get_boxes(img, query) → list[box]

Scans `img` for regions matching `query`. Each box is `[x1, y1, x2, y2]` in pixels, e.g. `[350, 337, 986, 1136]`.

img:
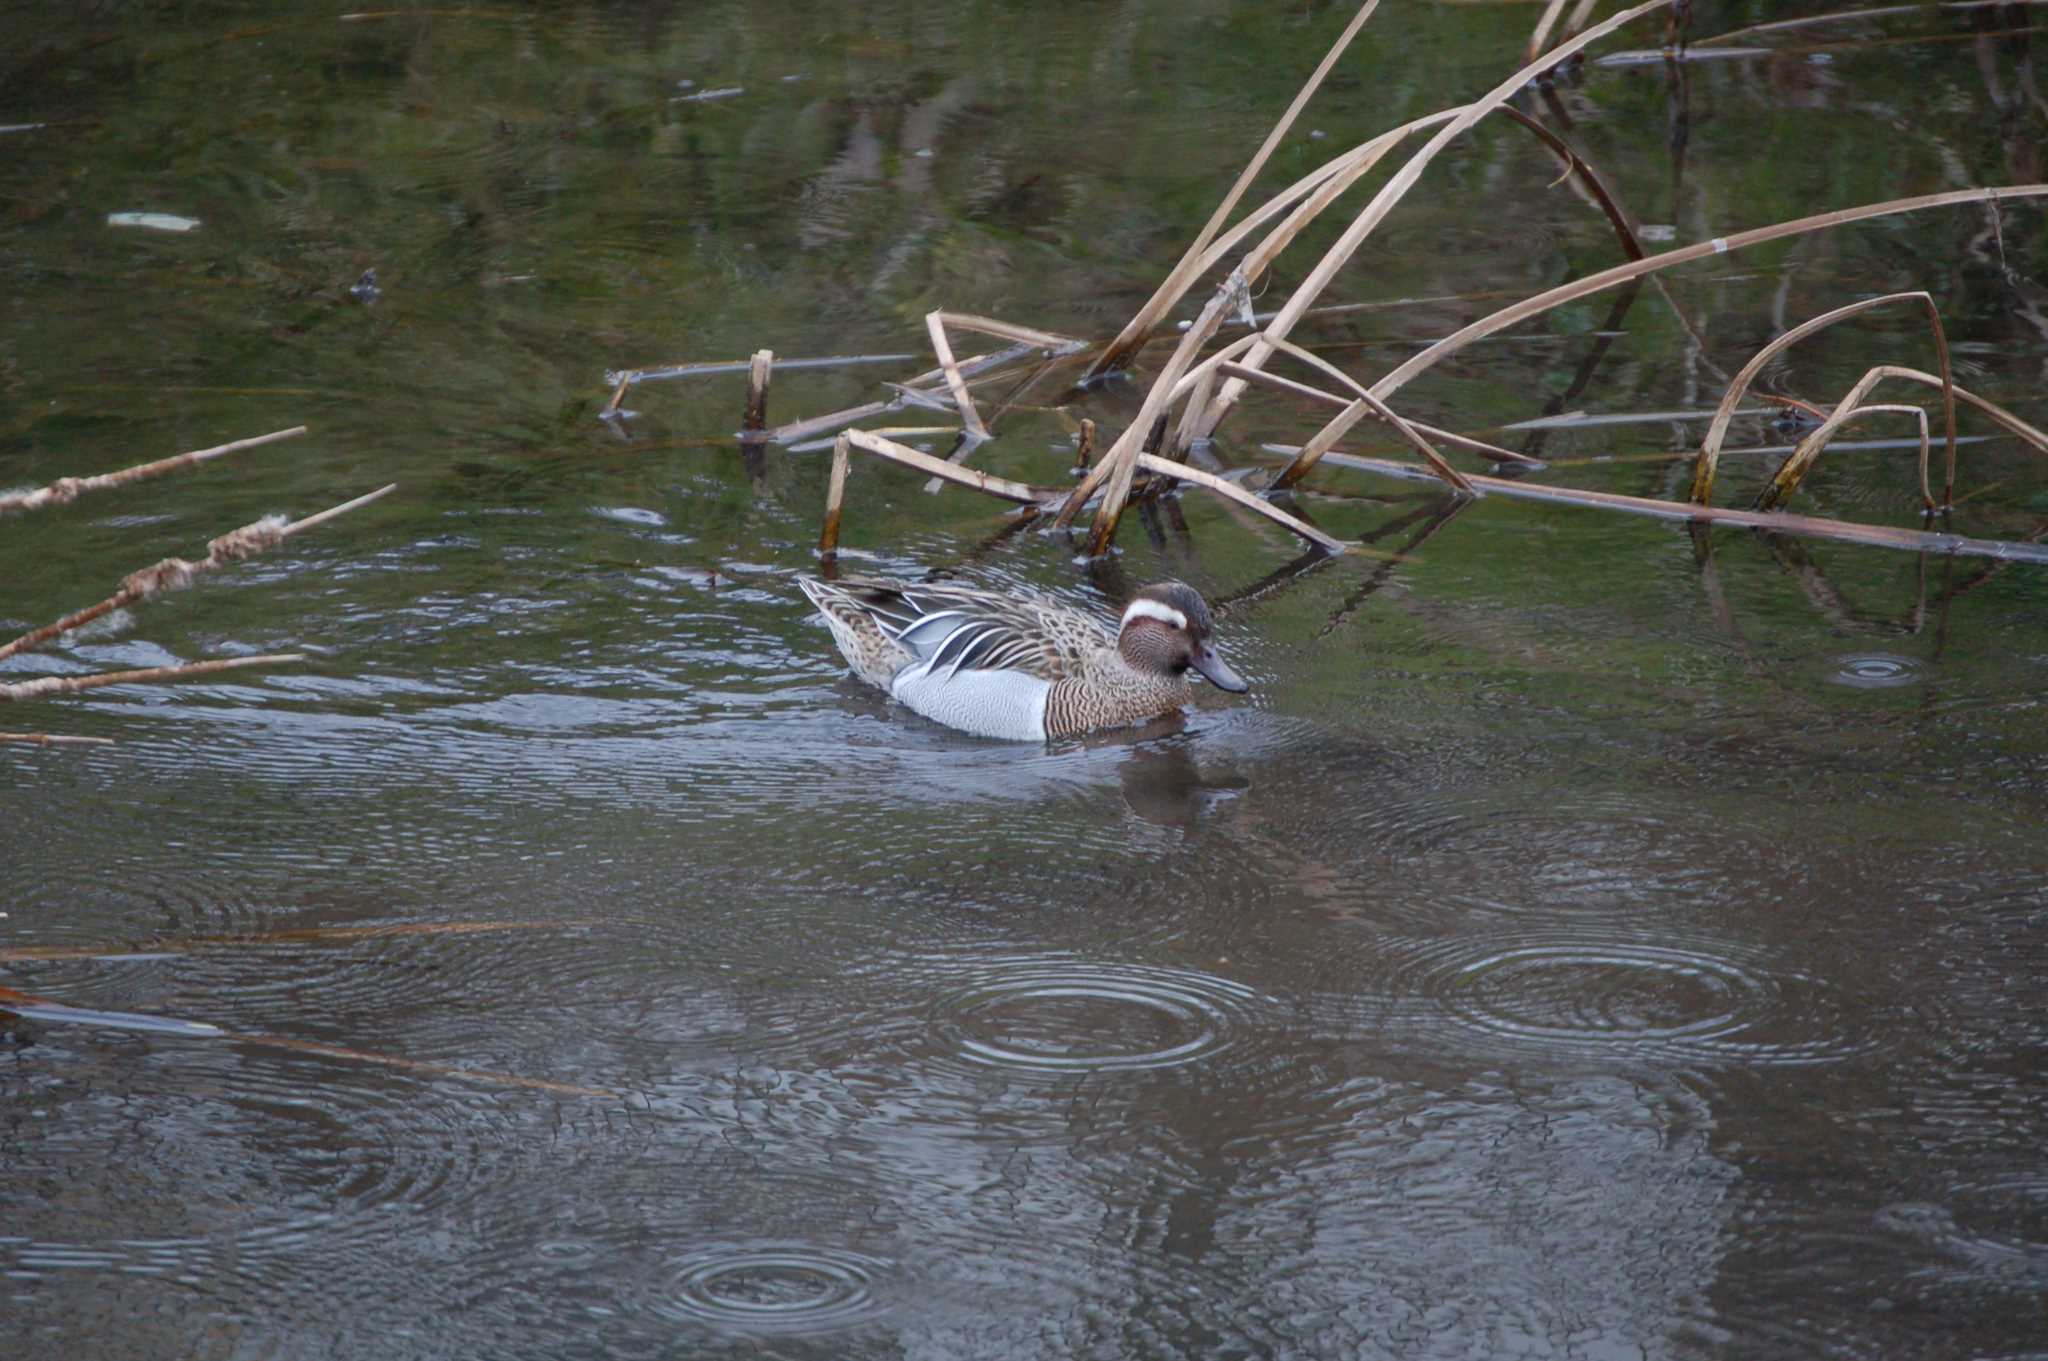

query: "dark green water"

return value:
[4, 3, 2048, 1357]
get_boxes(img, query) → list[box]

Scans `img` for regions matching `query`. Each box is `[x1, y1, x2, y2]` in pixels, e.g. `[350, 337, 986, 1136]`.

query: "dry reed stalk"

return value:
[1529, 0, 1573, 58]
[1065, 279, 1261, 550]
[1118, 97, 1643, 393]
[1268, 385, 1476, 495]
[1758, 380, 1936, 512]
[1368, 186, 2048, 409]
[0, 653, 305, 703]
[925, 312, 989, 439]
[0, 427, 307, 515]
[1685, 1, 2043, 48]
[1317, 453, 2048, 564]
[1207, 358, 1474, 489]
[841, 429, 1048, 504]
[1086, 0, 1383, 378]
[0, 732, 115, 746]
[1188, 0, 1678, 443]
[0, 483, 396, 664]
[767, 399, 895, 444]
[1254, 336, 1543, 465]
[929, 312, 1086, 353]
[822, 428, 1059, 554]
[1778, 403, 1934, 508]
[1689, 292, 1954, 504]
[742, 348, 773, 436]
[1132, 454, 1347, 554]
[1498, 106, 1644, 261]
[820, 434, 852, 555]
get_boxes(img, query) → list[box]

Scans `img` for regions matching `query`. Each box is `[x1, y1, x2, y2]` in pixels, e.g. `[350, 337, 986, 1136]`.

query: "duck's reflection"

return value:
[1050, 720, 1250, 829]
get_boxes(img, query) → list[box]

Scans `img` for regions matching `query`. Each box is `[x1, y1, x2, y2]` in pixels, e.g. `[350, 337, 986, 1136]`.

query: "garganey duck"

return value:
[798, 575, 1248, 741]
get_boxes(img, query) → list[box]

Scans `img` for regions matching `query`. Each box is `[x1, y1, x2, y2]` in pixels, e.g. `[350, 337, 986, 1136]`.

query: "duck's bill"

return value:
[1190, 645, 1249, 692]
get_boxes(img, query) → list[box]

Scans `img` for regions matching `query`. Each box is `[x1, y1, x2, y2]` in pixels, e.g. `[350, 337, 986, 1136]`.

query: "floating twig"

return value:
[0, 483, 395, 664]
[0, 653, 305, 703]
[0, 732, 115, 746]
[0, 427, 307, 515]
[0, 985, 615, 1099]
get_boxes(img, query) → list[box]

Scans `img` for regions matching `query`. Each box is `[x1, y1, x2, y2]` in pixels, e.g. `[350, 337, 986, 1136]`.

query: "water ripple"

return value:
[922, 954, 1272, 1081]
[1829, 652, 1924, 689]
[1369, 929, 1867, 1068]
[653, 1244, 887, 1333]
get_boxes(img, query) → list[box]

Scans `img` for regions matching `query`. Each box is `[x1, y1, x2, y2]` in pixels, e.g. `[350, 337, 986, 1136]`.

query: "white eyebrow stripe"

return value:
[1121, 598, 1188, 631]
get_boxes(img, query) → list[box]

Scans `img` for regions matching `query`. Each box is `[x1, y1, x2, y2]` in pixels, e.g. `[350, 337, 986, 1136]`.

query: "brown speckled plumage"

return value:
[797, 575, 1248, 741]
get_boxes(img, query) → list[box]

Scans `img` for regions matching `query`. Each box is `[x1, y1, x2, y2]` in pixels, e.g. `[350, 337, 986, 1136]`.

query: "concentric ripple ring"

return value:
[932, 957, 1262, 1075]
[657, 1245, 884, 1332]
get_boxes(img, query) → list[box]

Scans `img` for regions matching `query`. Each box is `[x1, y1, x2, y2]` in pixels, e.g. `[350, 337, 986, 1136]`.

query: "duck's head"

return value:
[1117, 582, 1249, 692]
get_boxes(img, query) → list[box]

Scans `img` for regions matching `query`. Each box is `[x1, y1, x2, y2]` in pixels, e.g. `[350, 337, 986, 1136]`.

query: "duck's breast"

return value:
[890, 663, 1050, 741]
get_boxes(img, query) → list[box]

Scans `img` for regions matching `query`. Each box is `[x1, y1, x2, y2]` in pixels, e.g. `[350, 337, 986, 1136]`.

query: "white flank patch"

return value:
[1121, 598, 1188, 631]
[892, 663, 1050, 741]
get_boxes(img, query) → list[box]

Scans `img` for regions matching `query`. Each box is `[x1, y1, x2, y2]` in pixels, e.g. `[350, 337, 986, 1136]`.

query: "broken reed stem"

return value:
[0, 653, 305, 703]
[841, 429, 1047, 504]
[0, 731, 115, 746]
[1268, 384, 1476, 495]
[1132, 454, 1347, 553]
[925, 312, 989, 439]
[1757, 375, 1933, 511]
[1690, 292, 1955, 505]
[1325, 455, 2048, 565]
[820, 433, 852, 555]
[1074, 419, 1097, 469]
[742, 349, 773, 437]
[0, 427, 308, 515]
[1766, 402, 1933, 510]
[1207, 360, 1472, 493]
[0, 483, 396, 664]
[1529, 0, 1573, 57]
[0, 985, 615, 1098]
[1064, 276, 1258, 548]
[1498, 106, 1644, 261]
[929, 312, 1086, 353]
[1253, 336, 1543, 465]
[822, 427, 1058, 552]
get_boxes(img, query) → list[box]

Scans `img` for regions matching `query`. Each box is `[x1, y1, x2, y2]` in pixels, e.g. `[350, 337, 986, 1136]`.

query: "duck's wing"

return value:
[833, 577, 1105, 682]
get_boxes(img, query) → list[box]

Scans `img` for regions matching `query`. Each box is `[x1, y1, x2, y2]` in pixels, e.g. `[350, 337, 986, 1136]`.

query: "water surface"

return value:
[4, 3, 2048, 1357]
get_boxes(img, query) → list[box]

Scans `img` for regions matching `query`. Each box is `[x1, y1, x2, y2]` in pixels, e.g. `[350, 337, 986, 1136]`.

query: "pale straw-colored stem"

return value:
[0, 483, 396, 663]
[1132, 455, 1346, 554]
[0, 653, 305, 703]
[0, 732, 116, 746]
[0, 427, 306, 515]
[1690, 292, 1953, 504]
